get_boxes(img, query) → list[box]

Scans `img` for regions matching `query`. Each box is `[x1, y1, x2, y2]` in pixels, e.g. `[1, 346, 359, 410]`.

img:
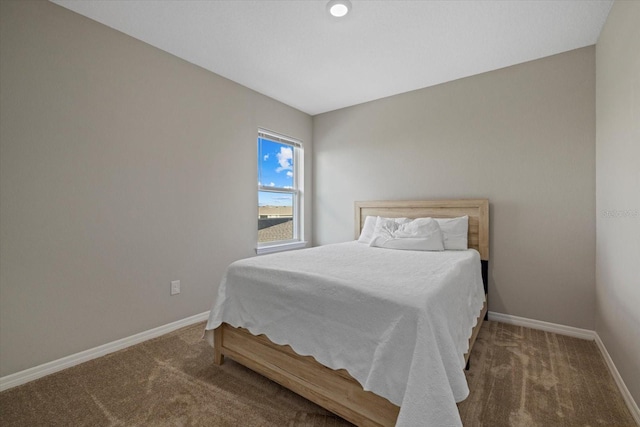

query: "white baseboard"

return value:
[488, 311, 596, 340]
[0, 311, 210, 392]
[489, 311, 640, 423]
[594, 333, 640, 425]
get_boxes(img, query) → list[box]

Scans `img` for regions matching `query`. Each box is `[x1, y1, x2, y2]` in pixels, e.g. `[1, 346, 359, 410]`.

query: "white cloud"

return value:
[286, 171, 293, 177]
[263, 154, 269, 161]
[269, 182, 275, 187]
[276, 147, 293, 173]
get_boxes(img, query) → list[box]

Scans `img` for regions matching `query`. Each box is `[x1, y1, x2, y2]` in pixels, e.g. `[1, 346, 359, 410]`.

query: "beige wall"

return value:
[595, 1, 640, 404]
[0, 0, 312, 377]
[313, 47, 596, 330]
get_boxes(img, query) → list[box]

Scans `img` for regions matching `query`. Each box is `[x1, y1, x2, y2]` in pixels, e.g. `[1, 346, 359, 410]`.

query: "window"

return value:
[257, 129, 305, 254]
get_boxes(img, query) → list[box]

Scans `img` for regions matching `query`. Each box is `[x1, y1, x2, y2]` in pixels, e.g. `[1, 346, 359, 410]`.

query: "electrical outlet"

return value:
[170, 280, 181, 296]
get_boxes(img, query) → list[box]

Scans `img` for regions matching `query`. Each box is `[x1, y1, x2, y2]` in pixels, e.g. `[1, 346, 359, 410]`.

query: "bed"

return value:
[205, 199, 489, 426]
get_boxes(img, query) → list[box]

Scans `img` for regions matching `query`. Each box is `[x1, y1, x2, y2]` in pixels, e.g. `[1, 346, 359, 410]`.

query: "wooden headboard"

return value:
[355, 199, 489, 261]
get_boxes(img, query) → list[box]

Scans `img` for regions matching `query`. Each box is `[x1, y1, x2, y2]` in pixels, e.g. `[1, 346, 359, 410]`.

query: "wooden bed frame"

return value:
[213, 199, 489, 426]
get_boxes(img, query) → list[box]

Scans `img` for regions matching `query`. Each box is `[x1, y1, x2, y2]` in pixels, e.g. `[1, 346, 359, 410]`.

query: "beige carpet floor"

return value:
[0, 321, 636, 426]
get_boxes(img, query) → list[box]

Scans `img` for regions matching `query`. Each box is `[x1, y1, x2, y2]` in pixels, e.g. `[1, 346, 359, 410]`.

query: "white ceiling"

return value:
[51, 0, 613, 116]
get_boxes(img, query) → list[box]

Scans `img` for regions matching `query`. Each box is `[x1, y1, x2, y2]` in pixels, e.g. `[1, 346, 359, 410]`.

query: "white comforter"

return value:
[205, 241, 485, 427]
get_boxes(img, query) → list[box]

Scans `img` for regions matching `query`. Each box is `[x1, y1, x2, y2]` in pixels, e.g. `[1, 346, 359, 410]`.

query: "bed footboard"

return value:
[213, 323, 400, 427]
[212, 297, 486, 427]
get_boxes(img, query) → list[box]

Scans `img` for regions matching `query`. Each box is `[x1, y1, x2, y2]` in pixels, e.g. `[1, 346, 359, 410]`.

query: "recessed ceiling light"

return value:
[327, 0, 352, 18]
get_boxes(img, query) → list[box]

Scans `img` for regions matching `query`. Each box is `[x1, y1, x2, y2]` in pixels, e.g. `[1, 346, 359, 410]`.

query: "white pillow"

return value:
[357, 216, 377, 243]
[357, 216, 411, 244]
[369, 217, 444, 251]
[435, 216, 469, 250]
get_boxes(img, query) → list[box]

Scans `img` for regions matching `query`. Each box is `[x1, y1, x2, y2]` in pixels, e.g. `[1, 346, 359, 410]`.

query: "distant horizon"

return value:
[258, 197, 293, 207]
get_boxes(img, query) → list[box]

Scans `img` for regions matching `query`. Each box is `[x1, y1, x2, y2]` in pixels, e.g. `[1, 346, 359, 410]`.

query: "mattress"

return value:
[205, 241, 485, 426]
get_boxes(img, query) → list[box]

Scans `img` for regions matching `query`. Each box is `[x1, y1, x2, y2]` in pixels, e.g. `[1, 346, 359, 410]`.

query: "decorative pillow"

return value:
[435, 216, 469, 250]
[369, 217, 444, 251]
[358, 216, 411, 243]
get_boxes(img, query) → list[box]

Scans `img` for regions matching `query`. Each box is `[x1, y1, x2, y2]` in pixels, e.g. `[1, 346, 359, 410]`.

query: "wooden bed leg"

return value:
[214, 348, 224, 365]
[213, 326, 224, 365]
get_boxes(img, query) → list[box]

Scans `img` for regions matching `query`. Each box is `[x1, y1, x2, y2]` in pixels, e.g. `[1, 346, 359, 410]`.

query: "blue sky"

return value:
[258, 137, 294, 207]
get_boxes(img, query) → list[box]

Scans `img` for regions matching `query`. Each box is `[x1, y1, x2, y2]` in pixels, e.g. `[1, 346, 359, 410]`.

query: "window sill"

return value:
[256, 241, 307, 255]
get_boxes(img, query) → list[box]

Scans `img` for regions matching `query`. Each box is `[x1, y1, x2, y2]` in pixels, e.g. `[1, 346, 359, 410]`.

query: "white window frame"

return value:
[256, 129, 305, 254]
